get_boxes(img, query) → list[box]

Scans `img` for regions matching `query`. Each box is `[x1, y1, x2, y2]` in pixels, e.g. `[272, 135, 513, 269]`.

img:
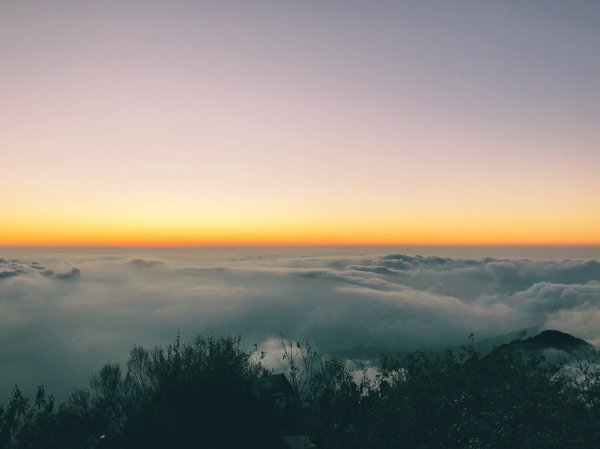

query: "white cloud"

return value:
[0, 251, 599, 399]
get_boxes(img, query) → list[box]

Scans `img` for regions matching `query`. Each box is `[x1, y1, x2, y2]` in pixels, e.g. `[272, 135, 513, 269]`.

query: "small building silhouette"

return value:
[248, 374, 315, 448]
[249, 373, 294, 401]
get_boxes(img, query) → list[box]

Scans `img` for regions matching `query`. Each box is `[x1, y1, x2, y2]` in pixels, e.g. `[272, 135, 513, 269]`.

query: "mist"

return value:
[1, 247, 599, 399]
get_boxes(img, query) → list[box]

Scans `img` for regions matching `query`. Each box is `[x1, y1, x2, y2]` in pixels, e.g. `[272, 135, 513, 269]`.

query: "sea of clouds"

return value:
[1, 249, 599, 399]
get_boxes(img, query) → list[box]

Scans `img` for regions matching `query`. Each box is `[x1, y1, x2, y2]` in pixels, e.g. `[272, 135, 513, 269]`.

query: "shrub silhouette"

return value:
[3, 333, 600, 449]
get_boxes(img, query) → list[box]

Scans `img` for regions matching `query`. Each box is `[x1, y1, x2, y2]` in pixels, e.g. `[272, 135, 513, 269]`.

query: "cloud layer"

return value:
[1, 249, 599, 399]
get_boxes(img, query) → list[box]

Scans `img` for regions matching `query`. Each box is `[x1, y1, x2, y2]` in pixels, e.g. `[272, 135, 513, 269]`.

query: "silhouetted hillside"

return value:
[495, 329, 594, 358]
[523, 329, 592, 349]
[3, 331, 600, 449]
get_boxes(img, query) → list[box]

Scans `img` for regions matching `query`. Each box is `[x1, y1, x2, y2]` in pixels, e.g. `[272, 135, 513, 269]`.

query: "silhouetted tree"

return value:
[4, 333, 600, 449]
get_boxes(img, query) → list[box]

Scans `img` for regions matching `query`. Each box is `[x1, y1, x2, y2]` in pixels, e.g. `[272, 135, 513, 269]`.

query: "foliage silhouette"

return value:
[2, 332, 600, 448]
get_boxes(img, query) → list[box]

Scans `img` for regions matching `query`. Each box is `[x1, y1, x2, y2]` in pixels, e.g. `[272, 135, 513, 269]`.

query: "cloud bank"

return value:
[0, 249, 599, 399]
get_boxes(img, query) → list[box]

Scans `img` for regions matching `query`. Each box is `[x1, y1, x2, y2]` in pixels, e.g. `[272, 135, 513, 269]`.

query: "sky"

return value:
[1, 246, 600, 398]
[1, 0, 599, 245]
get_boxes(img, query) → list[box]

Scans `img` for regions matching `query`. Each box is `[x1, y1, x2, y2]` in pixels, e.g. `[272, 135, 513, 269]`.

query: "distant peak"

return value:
[492, 329, 594, 357]
[524, 330, 593, 349]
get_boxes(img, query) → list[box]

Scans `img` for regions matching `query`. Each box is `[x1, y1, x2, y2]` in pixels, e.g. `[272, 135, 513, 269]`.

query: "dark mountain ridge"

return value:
[519, 329, 592, 350]
[493, 329, 595, 360]
[328, 329, 595, 363]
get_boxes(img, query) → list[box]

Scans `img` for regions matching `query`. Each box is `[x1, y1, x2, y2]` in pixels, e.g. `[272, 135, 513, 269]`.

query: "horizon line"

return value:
[2, 243, 600, 248]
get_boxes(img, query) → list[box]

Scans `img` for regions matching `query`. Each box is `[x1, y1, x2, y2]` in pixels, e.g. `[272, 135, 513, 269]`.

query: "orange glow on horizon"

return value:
[2, 219, 599, 247]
